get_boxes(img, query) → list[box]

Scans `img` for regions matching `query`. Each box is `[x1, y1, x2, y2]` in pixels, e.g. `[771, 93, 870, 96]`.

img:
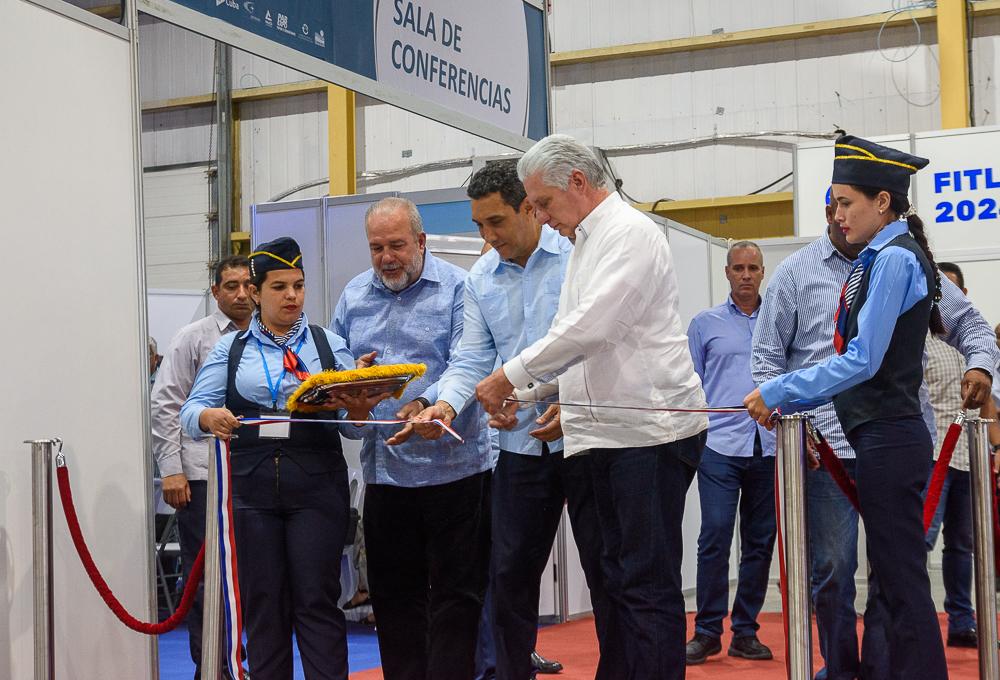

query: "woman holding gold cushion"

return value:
[181, 237, 388, 680]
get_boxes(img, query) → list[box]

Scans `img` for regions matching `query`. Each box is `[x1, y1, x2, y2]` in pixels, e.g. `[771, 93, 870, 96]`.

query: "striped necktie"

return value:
[833, 261, 866, 354]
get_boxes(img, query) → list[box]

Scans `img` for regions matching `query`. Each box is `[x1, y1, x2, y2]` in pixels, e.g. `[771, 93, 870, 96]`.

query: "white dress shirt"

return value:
[151, 309, 242, 480]
[504, 192, 708, 456]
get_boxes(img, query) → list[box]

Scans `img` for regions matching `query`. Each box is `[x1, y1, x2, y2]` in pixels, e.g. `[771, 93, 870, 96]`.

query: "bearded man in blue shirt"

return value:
[401, 161, 613, 680]
[333, 197, 493, 680]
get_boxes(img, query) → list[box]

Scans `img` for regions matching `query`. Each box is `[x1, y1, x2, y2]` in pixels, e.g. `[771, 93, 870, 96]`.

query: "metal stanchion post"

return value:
[966, 418, 998, 680]
[777, 415, 812, 680]
[554, 511, 570, 624]
[26, 439, 57, 680]
[201, 439, 223, 679]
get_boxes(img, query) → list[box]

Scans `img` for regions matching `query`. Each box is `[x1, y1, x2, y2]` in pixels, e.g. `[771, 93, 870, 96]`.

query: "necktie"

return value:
[833, 261, 866, 354]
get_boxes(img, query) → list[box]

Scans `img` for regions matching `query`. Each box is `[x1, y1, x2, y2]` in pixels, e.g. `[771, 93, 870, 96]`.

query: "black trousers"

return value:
[847, 416, 948, 680]
[364, 470, 491, 680]
[176, 481, 212, 679]
[232, 456, 350, 680]
[491, 449, 612, 680]
[590, 436, 702, 680]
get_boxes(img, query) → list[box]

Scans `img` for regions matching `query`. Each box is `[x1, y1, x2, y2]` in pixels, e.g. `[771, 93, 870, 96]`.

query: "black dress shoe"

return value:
[947, 629, 979, 648]
[728, 635, 773, 660]
[531, 650, 563, 674]
[686, 633, 722, 665]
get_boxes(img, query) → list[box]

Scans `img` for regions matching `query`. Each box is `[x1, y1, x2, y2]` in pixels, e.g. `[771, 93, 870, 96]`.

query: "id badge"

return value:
[258, 411, 291, 439]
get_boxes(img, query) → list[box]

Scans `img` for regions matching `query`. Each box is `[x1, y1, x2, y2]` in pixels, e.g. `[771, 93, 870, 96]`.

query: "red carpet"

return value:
[349, 612, 984, 679]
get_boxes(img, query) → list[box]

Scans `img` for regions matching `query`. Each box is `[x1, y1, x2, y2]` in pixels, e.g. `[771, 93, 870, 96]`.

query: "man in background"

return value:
[686, 241, 776, 665]
[151, 255, 252, 679]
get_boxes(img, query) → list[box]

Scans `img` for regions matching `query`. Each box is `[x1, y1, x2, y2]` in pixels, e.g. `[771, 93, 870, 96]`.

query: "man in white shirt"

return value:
[476, 134, 709, 680]
[150, 255, 252, 679]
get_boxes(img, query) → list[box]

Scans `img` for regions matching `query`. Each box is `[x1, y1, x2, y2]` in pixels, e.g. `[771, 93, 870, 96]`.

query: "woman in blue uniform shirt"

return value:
[744, 135, 949, 679]
[181, 237, 386, 680]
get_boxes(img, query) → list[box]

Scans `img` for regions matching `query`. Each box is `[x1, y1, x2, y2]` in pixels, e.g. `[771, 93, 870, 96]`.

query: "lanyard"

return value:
[257, 335, 306, 410]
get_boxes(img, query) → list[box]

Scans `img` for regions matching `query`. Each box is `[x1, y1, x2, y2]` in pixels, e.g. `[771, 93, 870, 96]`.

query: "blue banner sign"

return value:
[160, 0, 549, 143]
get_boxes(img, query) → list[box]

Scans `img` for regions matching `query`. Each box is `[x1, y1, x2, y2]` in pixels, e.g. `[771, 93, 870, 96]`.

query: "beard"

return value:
[379, 250, 424, 292]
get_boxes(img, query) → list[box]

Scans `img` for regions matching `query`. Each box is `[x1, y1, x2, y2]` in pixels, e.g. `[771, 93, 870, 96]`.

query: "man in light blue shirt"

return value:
[752, 199, 997, 680]
[686, 241, 777, 666]
[405, 162, 610, 680]
[332, 197, 492, 680]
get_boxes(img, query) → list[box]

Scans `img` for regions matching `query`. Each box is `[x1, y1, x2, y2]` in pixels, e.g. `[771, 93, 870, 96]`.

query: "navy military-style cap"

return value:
[832, 134, 929, 196]
[249, 237, 303, 280]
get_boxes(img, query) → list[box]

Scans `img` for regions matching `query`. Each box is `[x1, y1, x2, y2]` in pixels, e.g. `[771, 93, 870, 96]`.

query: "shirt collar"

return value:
[369, 250, 442, 292]
[819, 231, 855, 264]
[212, 308, 240, 332]
[493, 226, 564, 273]
[245, 312, 310, 347]
[864, 219, 908, 254]
[576, 192, 621, 240]
[727, 295, 760, 318]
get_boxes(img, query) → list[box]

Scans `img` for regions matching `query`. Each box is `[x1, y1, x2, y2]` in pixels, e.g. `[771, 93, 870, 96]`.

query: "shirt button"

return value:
[527, 382, 534, 388]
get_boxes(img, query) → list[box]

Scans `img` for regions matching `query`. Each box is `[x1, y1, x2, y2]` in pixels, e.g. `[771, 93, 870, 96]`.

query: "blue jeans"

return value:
[694, 447, 776, 638]
[806, 458, 860, 680]
[923, 467, 975, 634]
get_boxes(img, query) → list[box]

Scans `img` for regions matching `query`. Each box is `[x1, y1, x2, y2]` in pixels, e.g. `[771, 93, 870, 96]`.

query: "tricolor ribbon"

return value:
[239, 416, 465, 443]
[215, 438, 246, 680]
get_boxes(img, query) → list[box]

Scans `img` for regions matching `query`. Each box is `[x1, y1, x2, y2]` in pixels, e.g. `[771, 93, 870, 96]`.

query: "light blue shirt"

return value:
[437, 227, 572, 456]
[753, 230, 997, 458]
[688, 297, 776, 457]
[180, 314, 356, 438]
[333, 252, 492, 487]
[758, 221, 998, 417]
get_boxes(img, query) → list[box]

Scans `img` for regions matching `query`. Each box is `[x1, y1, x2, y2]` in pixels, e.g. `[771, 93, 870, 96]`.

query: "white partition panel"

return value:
[0, 2, 152, 678]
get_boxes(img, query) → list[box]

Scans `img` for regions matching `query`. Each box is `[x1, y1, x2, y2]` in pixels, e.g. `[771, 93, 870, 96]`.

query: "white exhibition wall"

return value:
[0, 2, 153, 678]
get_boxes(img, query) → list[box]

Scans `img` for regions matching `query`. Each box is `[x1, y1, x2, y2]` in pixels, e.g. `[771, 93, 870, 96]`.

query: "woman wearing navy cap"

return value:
[182, 237, 387, 680]
[744, 135, 948, 678]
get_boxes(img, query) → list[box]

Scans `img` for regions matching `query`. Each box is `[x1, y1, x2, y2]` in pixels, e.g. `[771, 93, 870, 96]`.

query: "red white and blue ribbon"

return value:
[238, 416, 465, 443]
[215, 438, 246, 680]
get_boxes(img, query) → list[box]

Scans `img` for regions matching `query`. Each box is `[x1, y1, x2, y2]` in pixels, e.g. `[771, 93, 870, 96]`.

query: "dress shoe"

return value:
[531, 650, 563, 674]
[947, 629, 979, 648]
[686, 633, 722, 665]
[728, 635, 773, 660]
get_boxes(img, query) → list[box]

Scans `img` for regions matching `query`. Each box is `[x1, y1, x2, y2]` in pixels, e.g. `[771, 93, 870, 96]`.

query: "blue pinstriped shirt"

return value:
[752, 229, 998, 458]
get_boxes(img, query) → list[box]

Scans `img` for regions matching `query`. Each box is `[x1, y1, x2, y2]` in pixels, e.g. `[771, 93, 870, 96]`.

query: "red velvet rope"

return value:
[56, 465, 206, 635]
[922, 421, 964, 532]
[807, 420, 962, 530]
[812, 431, 861, 513]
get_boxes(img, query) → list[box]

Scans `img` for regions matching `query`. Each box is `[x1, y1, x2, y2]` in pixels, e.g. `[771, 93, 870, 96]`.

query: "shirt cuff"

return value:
[156, 452, 184, 478]
[759, 378, 787, 411]
[965, 359, 994, 378]
[436, 387, 470, 417]
[503, 356, 537, 391]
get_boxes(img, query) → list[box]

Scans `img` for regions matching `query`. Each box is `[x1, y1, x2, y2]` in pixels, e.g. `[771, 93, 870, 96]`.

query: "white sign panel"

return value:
[913, 125, 1000, 250]
[375, 0, 531, 137]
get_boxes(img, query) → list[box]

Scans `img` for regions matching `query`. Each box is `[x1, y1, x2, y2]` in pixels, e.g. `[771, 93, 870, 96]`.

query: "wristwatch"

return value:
[414, 396, 431, 409]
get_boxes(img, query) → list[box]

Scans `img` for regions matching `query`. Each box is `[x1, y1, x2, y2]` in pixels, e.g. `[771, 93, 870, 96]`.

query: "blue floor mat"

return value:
[158, 622, 381, 679]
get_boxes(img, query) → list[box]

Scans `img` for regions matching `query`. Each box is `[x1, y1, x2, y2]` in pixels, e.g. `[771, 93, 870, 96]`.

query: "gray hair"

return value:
[516, 134, 608, 190]
[726, 240, 764, 265]
[365, 196, 424, 239]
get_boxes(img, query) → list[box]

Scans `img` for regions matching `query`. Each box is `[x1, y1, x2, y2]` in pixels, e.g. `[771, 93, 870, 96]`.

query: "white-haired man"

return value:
[475, 134, 709, 679]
